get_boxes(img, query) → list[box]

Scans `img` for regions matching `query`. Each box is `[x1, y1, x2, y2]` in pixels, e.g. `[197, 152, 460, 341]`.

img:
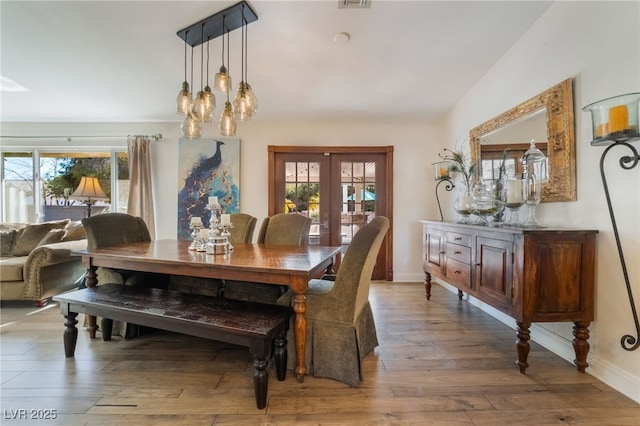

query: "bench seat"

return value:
[53, 284, 291, 409]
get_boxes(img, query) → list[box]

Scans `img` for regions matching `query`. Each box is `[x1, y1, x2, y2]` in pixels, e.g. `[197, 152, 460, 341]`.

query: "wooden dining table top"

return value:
[73, 239, 342, 287]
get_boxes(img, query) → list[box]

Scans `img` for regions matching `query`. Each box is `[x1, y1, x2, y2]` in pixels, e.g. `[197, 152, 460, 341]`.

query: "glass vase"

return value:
[454, 186, 473, 224]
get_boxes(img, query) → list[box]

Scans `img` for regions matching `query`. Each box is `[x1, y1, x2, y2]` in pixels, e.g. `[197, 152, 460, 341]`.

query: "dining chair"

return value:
[277, 216, 389, 387]
[82, 212, 169, 337]
[222, 213, 312, 303]
[228, 213, 257, 244]
[167, 213, 257, 296]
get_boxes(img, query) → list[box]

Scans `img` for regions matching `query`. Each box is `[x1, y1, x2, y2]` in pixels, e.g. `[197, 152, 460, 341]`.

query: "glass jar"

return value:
[454, 186, 473, 224]
[471, 180, 504, 226]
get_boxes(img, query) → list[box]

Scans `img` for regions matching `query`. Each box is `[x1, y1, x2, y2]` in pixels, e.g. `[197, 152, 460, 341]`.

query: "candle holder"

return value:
[188, 223, 202, 251]
[501, 175, 525, 226]
[584, 93, 640, 351]
[432, 161, 455, 222]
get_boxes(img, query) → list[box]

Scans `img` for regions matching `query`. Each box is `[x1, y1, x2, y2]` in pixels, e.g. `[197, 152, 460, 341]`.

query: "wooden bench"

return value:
[53, 284, 292, 409]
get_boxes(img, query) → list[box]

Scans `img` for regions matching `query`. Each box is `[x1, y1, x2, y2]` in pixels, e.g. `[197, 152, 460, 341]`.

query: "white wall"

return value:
[442, 1, 640, 402]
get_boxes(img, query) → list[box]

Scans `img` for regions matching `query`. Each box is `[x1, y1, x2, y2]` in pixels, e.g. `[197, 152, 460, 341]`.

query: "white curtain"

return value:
[127, 136, 155, 239]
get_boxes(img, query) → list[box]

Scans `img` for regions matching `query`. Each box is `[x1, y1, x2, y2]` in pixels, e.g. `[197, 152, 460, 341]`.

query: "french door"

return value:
[268, 146, 393, 281]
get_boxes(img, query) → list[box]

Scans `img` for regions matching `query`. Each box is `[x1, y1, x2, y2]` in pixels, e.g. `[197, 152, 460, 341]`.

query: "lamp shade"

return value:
[70, 177, 108, 202]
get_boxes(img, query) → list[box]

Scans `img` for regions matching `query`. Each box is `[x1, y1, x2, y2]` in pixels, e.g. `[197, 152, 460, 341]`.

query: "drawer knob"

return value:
[454, 270, 461, 274]
[454, 237, 462, 241]
[454, 251, 461, 255]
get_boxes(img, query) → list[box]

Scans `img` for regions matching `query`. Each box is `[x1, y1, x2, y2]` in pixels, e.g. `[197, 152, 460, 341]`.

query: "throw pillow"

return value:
[36, 229, 67, 247]
[11, 219, 70, 256]
[63, 221, 86, 241]
[0, 229, 18, 256]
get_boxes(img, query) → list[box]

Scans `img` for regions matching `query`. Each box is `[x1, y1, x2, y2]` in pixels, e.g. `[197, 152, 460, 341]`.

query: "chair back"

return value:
[257, 213, 311, 246]
[332, 216, 389, 323]
[228, 213, 257, 244]
[82, 213, 151, 249]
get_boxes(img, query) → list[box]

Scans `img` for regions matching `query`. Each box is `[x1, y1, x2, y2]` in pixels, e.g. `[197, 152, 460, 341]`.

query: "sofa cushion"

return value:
[0, 257, 25, 281]
[1, 229, 18, 256]
[37, 229, 67, 247]
[11, 219, 70, 256]
[63, 221, 86, 241]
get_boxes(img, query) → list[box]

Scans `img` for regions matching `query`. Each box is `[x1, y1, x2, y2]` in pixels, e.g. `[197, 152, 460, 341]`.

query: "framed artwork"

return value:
[177, 138, 240, 239]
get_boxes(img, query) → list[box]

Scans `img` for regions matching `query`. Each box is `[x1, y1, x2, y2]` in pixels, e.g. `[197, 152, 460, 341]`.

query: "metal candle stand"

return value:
[204, 202, 234, 255]
[584, 92, 640, 351]
[597, 140, 639, 351]
[435, 178, 455, 222]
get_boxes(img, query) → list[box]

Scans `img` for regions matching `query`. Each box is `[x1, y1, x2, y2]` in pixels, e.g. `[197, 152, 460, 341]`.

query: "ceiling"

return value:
[0, 1, 553, 124]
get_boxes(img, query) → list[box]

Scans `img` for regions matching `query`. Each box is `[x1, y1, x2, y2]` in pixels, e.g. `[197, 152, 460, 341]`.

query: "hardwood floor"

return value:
[1, 282, 638, 425]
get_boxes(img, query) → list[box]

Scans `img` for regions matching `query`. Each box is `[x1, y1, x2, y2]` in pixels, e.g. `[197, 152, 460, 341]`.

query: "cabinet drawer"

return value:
[447, 231, 471, 247]
[446, 243, 471, 264]
[445, 258, 471, 287]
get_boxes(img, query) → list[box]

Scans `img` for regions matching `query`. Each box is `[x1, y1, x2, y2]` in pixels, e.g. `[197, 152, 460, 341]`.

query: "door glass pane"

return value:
[341, 161, 376, 246]
[2, 152, 35, 222]
[284, 161, 320, 244]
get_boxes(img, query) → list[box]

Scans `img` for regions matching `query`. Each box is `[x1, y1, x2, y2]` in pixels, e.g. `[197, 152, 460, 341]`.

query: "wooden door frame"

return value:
[268, 145, 394, 281]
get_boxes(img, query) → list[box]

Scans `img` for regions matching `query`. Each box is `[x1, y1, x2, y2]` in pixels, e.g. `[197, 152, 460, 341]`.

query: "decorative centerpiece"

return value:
[204, 196, 234, 255]
[188, 217, 204, 250]
[439, 148, 476, 223]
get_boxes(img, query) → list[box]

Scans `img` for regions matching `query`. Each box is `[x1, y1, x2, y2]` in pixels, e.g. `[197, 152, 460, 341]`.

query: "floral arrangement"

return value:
[439, 148, 476, 188]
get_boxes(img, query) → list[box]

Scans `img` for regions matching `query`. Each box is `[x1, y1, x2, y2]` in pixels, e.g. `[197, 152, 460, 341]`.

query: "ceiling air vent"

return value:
[338, 0, 370, 9]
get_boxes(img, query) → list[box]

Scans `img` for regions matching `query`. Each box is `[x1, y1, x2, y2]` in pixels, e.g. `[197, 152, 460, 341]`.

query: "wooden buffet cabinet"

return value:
[421, 220, 597, 374]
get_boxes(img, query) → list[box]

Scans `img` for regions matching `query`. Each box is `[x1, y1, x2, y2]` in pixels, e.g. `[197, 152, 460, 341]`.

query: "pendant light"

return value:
[219, 24, 236, 136]
[214, 16, 232, 92]
[181, 45, 202, 139]
[234, 3, 257, 120]
[192, 25, 215, 122]
[176, 30, 192, 116]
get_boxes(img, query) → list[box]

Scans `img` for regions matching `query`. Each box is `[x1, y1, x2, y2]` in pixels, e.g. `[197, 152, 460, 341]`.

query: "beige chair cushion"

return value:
[11, 220, 70, 256]
[1, 229, 19, 256]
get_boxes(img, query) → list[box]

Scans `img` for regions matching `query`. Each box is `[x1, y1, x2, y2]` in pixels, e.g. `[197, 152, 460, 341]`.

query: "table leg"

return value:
[516, 320, 531, 374]
[63, 311, 78, 358]
[292, 291, 307, 382]
[573, 321, 591, 373]
[84, 265, 98, 338]
[424, 271, 432, 300]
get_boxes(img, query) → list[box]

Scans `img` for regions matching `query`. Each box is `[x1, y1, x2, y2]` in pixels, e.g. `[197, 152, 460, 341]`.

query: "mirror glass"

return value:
[470, 79, 576, 202]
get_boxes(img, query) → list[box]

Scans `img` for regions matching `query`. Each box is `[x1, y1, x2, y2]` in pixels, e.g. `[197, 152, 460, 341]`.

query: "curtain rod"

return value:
[0, 133, 163, 141]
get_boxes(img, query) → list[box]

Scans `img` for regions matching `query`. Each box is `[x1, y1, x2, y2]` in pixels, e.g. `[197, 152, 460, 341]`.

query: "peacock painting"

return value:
[177, 138, 240, 239]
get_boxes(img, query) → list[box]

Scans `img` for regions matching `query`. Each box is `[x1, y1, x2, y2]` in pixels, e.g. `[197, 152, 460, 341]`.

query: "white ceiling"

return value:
[0, 0, 553, 124]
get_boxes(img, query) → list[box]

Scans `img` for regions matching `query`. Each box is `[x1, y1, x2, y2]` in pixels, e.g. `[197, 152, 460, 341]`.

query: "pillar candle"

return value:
[506, 180, 523, 204]
[209, 196, 218, 206]
[221, 213, 231, 226]
[190, 217, 202, 227]
[199, 228, 209, 240]
[608, 105, 629, 133]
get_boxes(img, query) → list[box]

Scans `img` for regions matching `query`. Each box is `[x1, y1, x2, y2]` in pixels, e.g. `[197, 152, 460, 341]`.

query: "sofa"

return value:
[0, 219, 88, 306]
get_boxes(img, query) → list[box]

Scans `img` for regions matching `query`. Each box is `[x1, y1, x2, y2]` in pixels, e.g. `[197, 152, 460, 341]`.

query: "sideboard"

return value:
[421, 220, 597, 374]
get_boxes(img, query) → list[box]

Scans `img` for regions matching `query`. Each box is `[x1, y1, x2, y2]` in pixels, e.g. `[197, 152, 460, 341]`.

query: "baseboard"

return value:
[392, 272, 425, 282]
[435, 280, 640, 404]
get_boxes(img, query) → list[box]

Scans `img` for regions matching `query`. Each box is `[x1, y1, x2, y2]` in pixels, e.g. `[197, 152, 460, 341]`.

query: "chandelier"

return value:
[176, 1, 258, 138]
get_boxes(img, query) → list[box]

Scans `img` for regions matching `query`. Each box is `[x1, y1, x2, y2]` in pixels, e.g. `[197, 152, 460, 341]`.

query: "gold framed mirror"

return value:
[470, 78, 576, 202]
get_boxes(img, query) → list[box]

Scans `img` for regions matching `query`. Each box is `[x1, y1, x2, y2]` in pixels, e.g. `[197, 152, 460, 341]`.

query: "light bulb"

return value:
[219, 102, 236, 136]
[176, 81, 192, 116]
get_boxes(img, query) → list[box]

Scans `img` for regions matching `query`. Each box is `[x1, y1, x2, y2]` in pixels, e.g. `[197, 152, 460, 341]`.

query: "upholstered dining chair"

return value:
[277, 215, 389, 387]
[168, 213, 257, 297]
[228, 213, 258, 244]
[222, 213, 312, 303]
[82, 212, 169, 337]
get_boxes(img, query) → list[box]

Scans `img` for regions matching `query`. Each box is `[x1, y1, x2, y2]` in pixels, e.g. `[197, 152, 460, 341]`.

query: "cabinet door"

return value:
[424, 227, 445, 274]
[475, 236, 513, 311]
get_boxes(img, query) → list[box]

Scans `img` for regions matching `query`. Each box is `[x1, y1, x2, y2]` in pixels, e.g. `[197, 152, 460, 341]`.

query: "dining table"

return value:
[73, 239, 342, 382]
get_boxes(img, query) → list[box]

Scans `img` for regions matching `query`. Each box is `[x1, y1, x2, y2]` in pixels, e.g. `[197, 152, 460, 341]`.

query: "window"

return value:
[1, 150, 128, 223]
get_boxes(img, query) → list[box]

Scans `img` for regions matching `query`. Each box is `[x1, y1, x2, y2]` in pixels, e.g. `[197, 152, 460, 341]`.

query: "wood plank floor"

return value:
[1, 282, 638, 425]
